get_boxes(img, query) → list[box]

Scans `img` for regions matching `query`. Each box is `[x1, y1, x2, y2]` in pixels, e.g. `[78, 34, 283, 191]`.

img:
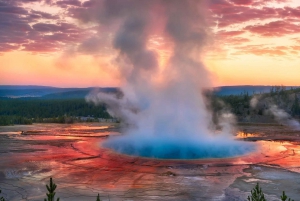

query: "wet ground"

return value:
[0, 123, 300, 201]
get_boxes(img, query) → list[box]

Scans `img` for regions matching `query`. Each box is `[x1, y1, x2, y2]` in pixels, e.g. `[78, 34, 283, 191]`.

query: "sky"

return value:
[1, 0, 300, 87]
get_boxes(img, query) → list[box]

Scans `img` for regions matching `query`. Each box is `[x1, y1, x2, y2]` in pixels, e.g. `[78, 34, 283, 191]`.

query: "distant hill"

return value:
[214, 85, 297, 96]
[0, 85, 118, 99]
[0, 85, 57, 90]
[42, 88, 118, 99]
[1, 85, 299, 99]
[0, 85, 74, 98]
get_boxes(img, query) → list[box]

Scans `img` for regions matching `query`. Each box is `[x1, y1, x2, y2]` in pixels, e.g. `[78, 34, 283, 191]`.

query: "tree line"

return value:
[0, 98, 110, 126]
[212, 86, 300, 118]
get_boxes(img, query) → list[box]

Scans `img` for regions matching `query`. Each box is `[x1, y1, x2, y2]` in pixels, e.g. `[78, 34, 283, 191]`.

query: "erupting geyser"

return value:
[86, 0, 255, 159]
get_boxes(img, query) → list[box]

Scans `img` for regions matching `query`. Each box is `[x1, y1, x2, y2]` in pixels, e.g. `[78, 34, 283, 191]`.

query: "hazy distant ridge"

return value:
[1, 85, 299, 99]
[0, 85, 118, 99]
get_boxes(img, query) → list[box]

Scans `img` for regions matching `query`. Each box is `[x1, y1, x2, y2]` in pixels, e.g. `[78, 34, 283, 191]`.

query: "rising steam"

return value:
[269, 105, 300, 130]
[250, 95, 300, 130]
[85, 0, 254, 159]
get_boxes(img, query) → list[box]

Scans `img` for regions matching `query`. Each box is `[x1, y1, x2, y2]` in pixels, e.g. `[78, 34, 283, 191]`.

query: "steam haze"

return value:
[86, 0, 254, 159]
[250, 95, 300, 131]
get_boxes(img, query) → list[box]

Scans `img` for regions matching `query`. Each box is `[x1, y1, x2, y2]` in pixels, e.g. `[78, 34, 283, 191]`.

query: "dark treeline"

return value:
[212, 86, 300, 119]
[0, 98, 110, 126]
[1, 86, 300, 126]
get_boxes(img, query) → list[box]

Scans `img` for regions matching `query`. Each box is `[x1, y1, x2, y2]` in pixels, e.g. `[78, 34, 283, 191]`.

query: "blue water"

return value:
[103, 135, 256, 159]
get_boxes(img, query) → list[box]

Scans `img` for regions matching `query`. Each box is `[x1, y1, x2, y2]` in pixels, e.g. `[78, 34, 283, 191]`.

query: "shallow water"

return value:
[0, 123, 300, 200]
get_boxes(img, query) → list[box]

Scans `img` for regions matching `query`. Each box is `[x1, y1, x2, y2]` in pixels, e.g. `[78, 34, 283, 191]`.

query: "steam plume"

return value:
[250, 96, 300, 130]
[268, 105, 300, 130]
[86, 0, 254, 159]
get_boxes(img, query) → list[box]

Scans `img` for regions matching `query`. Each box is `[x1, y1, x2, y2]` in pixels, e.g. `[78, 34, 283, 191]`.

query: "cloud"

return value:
[56, 0, 81, 7]
[0, 0, 88, 53]
[206, 1, 300, 58]
[213, 30, 251, 48]
[22, 41, 59, 52]
[29, 10, 59, 20]
[216, 30, 245, 37]
[32, 23, 79, 33]
[244, 20, 300, 37]
[229, 0, 253, 5]
[0, 0, 299, 57]
[0, 5, 28, 15]
[211, 6, 280, 28]
[209, 1, 300, 28]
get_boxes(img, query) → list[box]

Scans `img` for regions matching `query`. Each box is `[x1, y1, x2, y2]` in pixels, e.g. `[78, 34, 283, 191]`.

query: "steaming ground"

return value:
[103, 134, 255, 159]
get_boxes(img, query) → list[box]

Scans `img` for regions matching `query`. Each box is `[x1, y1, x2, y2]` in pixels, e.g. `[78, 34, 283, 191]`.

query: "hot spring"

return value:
[103, 135, 256, 159]
[85, 0, 256, 160]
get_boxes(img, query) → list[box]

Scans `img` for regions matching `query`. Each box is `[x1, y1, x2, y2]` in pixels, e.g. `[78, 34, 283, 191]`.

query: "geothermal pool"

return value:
[103, 134, 256, 160]
[0, 123, 300, 200]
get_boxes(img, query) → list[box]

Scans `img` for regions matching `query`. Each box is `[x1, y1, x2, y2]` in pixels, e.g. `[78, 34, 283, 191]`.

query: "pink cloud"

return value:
[0, 0, 299, 56]
[229, 0, 253, 5]
[216, 30, 245, 37]
[245, 20, 300, 36]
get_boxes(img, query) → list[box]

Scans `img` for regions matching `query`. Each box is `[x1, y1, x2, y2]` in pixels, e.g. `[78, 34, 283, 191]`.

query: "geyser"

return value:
[85, 0, 255, 159]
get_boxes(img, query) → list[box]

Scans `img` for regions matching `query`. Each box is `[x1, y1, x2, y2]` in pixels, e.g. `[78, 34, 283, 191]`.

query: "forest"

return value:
[212, 86, 300, 122]
[0, 98, 110, 126]
[1, 86, 300, 126]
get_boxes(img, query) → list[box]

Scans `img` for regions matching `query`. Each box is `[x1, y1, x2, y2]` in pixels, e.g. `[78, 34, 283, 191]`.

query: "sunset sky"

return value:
[1, 0, 300, 87]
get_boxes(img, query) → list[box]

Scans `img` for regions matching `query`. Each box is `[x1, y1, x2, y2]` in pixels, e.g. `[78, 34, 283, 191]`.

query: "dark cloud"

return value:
[56, 0, 81, 8]
[81, 0, 97, 7]
[0, 2, 31, 51]
[29, 10, 59, 20]
[0, 0, 87, 52]
[278, 6, 300, 18]
[32, 23, 79, 33]
[0, 0, 299, 55]
[209, 1, 300, 27]
[229, 0, 253, 5]
[0, 5, 28, 14]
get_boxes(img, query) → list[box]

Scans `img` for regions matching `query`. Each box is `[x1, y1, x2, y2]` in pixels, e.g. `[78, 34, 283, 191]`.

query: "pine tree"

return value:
[247, 183, 266, 201]
[44, 177, 60, 201]
[291, 94, 299, 116]
[0, 189, 5, 201]
[96, 193, 101, 201]
[281, 191, 294, 201]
